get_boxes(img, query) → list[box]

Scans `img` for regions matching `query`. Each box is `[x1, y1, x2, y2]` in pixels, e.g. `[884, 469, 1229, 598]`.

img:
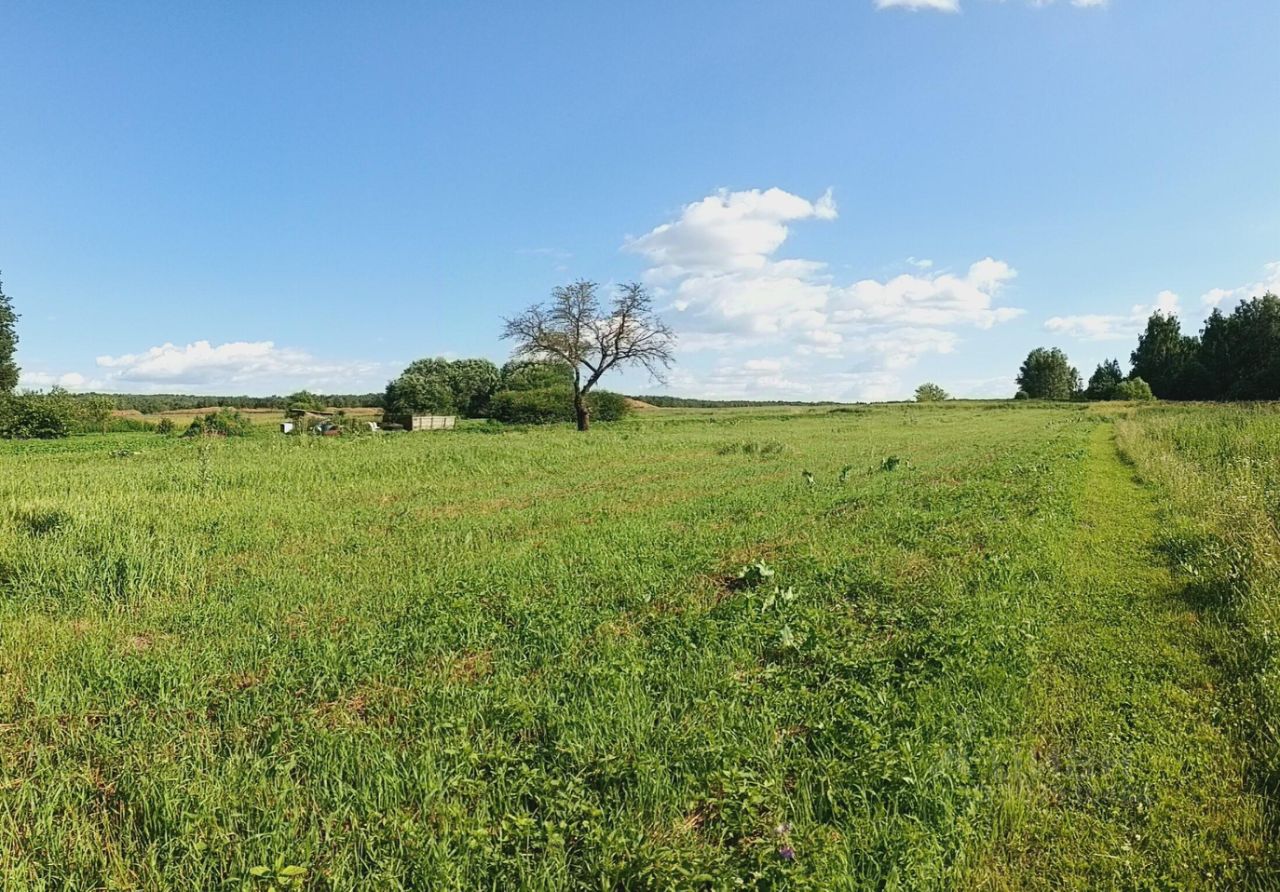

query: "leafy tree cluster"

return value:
[1083, 359, 1154, 402]
[1017, 348, 1154, 403]
[1129, 294, 1280, 400]
[184, 409, 253, 438]
[0, 388, 74, 439]
[383, 358, 503, 418]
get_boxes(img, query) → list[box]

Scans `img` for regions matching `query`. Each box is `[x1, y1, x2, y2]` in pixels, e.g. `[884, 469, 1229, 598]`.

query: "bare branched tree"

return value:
[502, 280, 675, 431]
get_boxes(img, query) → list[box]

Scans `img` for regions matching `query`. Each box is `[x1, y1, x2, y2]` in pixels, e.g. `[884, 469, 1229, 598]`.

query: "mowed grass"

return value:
[0, 404, 1269, 888]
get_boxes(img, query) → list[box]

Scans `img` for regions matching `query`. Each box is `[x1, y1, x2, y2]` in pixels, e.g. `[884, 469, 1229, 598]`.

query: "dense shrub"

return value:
[586, 390, 629, 422]
[98, 416, 157, 433]
[0, 390, 74, 439]
[1115, 377, 1155, 401]
[1014, 390, 1030, 401]
[185, 409, 252, 438]
[489, 387, 629, 425]
[156, 418, 176, 435]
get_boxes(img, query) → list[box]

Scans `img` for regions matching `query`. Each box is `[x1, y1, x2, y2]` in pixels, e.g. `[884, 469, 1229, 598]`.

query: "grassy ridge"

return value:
[0, 404, 1268, 888]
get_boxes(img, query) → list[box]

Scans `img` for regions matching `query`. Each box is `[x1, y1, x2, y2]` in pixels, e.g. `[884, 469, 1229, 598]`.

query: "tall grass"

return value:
[1116, 404, 1280, 839]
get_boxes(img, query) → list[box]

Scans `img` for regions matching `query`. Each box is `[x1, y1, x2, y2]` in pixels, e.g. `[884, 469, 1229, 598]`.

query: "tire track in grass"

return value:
[976, 423, 1267, 889]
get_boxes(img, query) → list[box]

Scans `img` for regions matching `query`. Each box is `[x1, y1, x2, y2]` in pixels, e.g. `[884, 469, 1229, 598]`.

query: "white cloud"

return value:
[1200, 261, 1280, 310]
[1045, 290, 1180, 341]
[627, 187, 836, 283]
[831, 259, 1022, 330]
[18, 371, 92, 391]
[950, 374, 1020, 399]
[628, 186, 1022, 402]
[876, 0, 959, 10]
[89, 340, 385, 391]
[669, 362, 906, 403]
[875, 0, 1103, 9]
[628, 188, 1021, 349]
[12, 340, 394, 394]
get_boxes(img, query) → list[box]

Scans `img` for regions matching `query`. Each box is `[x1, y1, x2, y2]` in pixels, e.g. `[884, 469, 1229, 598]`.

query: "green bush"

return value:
[156, 418, 176, 435]
[1115, 377, 1156, 401]
[586, 390, 629, 423]
[0, 390, 74, 439]
[1014, 390, 1030, 401]
[914, 382, 949, 402]
[185, 409, 252, 438]
[489, 387, 630, 425]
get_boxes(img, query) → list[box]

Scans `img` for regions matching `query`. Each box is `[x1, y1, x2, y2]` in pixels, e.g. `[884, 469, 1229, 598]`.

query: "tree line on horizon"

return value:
[3, 272, 1278, 439]
[1016, 291, 1279, 402]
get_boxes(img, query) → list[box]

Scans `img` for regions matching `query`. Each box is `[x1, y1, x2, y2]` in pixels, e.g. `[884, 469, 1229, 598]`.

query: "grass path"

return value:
[977, 423, 1269, 888]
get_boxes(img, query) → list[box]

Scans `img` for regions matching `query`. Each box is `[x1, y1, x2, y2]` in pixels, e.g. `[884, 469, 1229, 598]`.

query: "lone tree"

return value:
[0, 272, 18, 394]
[503, 280, 675, 431]
[914, 382, 949, 402]
[1016, 347, 1081, 401]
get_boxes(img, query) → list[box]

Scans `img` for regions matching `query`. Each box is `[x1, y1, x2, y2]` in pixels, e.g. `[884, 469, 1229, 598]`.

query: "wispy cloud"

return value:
[1046, 261, 1280, 343]
[23, 340, 390, 394]
[876, 0, 959, 11]
[1045, 290, 1180, 341]
[876, 0, 1105, 11]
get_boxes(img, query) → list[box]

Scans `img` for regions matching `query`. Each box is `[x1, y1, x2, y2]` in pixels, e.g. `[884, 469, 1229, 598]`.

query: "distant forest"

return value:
[632, 395, 844, 409]
[100, 393, 385, 412]
[98, 392, 851, 413]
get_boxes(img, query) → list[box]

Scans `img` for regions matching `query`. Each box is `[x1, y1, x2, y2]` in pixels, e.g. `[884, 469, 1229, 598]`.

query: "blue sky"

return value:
[2, 1, 1276, 400]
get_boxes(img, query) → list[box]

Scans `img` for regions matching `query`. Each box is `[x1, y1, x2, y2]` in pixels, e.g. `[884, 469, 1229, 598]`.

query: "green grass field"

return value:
[1, 403, 1276, 889]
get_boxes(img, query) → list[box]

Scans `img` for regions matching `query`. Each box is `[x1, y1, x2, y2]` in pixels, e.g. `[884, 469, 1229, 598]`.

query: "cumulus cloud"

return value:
[627, 187, 836, 283]
[89, 340, 385, 391]
[1045, 290, 1180, 341]
[627, 186, 1022, 401]
[628, 187, 1021, 351]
